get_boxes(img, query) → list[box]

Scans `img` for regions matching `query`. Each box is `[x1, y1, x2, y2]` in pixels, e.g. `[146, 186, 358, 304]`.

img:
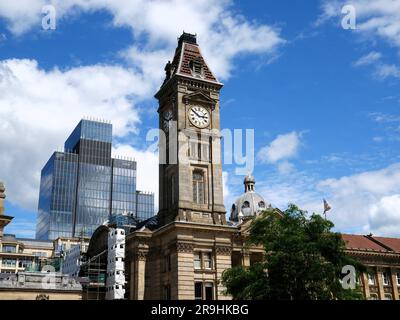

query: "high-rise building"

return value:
[36, 119, 154, 240]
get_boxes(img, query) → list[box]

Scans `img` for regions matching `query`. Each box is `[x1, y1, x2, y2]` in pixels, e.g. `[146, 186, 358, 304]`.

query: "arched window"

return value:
[258, 201, 265, 208]
[193, 171, 205, 204]
[242, 201, 250, 209]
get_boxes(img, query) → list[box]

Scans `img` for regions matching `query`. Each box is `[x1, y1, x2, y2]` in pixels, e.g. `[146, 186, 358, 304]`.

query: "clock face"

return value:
[189, 106, 210, 128]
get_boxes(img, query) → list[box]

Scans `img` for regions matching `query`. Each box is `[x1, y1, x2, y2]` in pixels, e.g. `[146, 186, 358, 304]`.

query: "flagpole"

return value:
[323, 199, 331, 220]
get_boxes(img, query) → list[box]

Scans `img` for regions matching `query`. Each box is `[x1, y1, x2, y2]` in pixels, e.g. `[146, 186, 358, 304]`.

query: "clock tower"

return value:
[128, 33, 234, 301]
[155, 32, 227, 226]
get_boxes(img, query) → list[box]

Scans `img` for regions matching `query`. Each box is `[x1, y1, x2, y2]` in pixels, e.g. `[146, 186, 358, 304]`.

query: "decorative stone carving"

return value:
[216, 246, 232, 256]
[176, 242, 194, 253]
[136, 251, 148, 261]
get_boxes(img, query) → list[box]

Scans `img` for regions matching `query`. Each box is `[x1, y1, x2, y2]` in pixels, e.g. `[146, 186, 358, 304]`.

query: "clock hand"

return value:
[193, 111, 208, 119]
[192, 110, 202, 117]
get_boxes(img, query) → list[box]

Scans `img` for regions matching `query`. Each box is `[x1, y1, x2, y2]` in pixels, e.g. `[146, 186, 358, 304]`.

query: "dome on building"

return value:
[230, 174, 270, 222]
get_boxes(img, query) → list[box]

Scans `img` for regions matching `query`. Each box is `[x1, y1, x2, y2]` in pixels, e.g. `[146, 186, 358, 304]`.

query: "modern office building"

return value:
[36, 119, 154, 240]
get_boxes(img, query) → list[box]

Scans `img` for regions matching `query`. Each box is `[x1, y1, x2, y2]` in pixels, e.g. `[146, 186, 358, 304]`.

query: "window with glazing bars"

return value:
[192, 171, 204, 204]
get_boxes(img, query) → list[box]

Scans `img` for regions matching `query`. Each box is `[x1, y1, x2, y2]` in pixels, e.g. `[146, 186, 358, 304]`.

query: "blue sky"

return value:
[0, 0, 399, 238]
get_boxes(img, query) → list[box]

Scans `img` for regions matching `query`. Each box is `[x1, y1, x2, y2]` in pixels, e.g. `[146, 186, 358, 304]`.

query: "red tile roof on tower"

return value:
[162, 32, 221, 87]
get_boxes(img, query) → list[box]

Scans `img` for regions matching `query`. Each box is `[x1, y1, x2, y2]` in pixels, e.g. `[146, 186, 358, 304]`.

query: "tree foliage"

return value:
[222, 204, 365, 300]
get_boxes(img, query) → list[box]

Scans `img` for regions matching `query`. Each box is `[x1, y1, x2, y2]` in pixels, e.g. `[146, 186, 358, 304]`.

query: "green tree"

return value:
[222, 204, 365, 300]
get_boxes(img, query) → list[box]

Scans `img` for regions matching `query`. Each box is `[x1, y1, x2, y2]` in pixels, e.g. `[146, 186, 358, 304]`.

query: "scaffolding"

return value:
[80, 249, 107, 300]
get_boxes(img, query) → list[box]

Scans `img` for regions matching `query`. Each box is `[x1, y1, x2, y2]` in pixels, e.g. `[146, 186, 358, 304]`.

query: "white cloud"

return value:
[375, 63, 400, 79]
[318, 0, 400, 49]
[373, 136, 384, 143]
[0, 0, 285, 81]
[369, 195, 400, 236]
[369, 112, 400, 123]
[0, 0, 47, 35]
[317, 163, 400, 236]
[255, 169, 322, 212]
[369, 112, 400, 141]
[353, 51, 382, 67]
[257, 131, 301, 164]
[277, 160, 295, 175]
[319, 0, 400, 80]
[250, 163, 400, 237]
[0, 58, 146, 210]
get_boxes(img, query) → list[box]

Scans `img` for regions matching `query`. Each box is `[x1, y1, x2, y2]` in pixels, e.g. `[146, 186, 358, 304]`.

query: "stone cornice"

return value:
[345, 249, 400, 266]
[152, 221, 238, 238]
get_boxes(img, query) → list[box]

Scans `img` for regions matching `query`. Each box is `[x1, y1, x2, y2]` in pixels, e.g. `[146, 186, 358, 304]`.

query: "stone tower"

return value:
[155, 32, 226, 226]
[125, 33, 235, 300]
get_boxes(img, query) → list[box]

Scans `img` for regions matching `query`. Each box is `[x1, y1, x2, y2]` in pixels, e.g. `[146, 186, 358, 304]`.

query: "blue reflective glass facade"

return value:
[36, 119, 155, 240]
[64, 119, 112, 152]
[136, 192, 155, 221]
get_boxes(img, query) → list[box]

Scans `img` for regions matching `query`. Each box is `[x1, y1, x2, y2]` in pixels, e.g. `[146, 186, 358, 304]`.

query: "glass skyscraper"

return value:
[36, 119, 154, 240]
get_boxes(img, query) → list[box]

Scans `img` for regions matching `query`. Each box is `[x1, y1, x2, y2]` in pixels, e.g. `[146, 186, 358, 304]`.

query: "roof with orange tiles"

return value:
[371, 236, 400, 253]
[341, 234, 389, 252]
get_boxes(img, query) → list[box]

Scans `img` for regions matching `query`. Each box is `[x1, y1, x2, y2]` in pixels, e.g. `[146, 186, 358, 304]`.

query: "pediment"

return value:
[183, 91, 216, 106]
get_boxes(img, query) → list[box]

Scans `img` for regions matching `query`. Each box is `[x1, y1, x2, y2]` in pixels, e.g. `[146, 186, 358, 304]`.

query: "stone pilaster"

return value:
[242, 250, 250, 267]
[361, 272, 370, 299]
[175, 242, 195, 300]
[376, 269, 385, 300]
[215, 246, 232, 300]
[390, 268, 399, 300]
[131, 251, 148, 300]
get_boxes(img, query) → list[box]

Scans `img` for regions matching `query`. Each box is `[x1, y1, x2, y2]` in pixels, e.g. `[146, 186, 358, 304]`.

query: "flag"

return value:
[323, 199, 331, 214]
